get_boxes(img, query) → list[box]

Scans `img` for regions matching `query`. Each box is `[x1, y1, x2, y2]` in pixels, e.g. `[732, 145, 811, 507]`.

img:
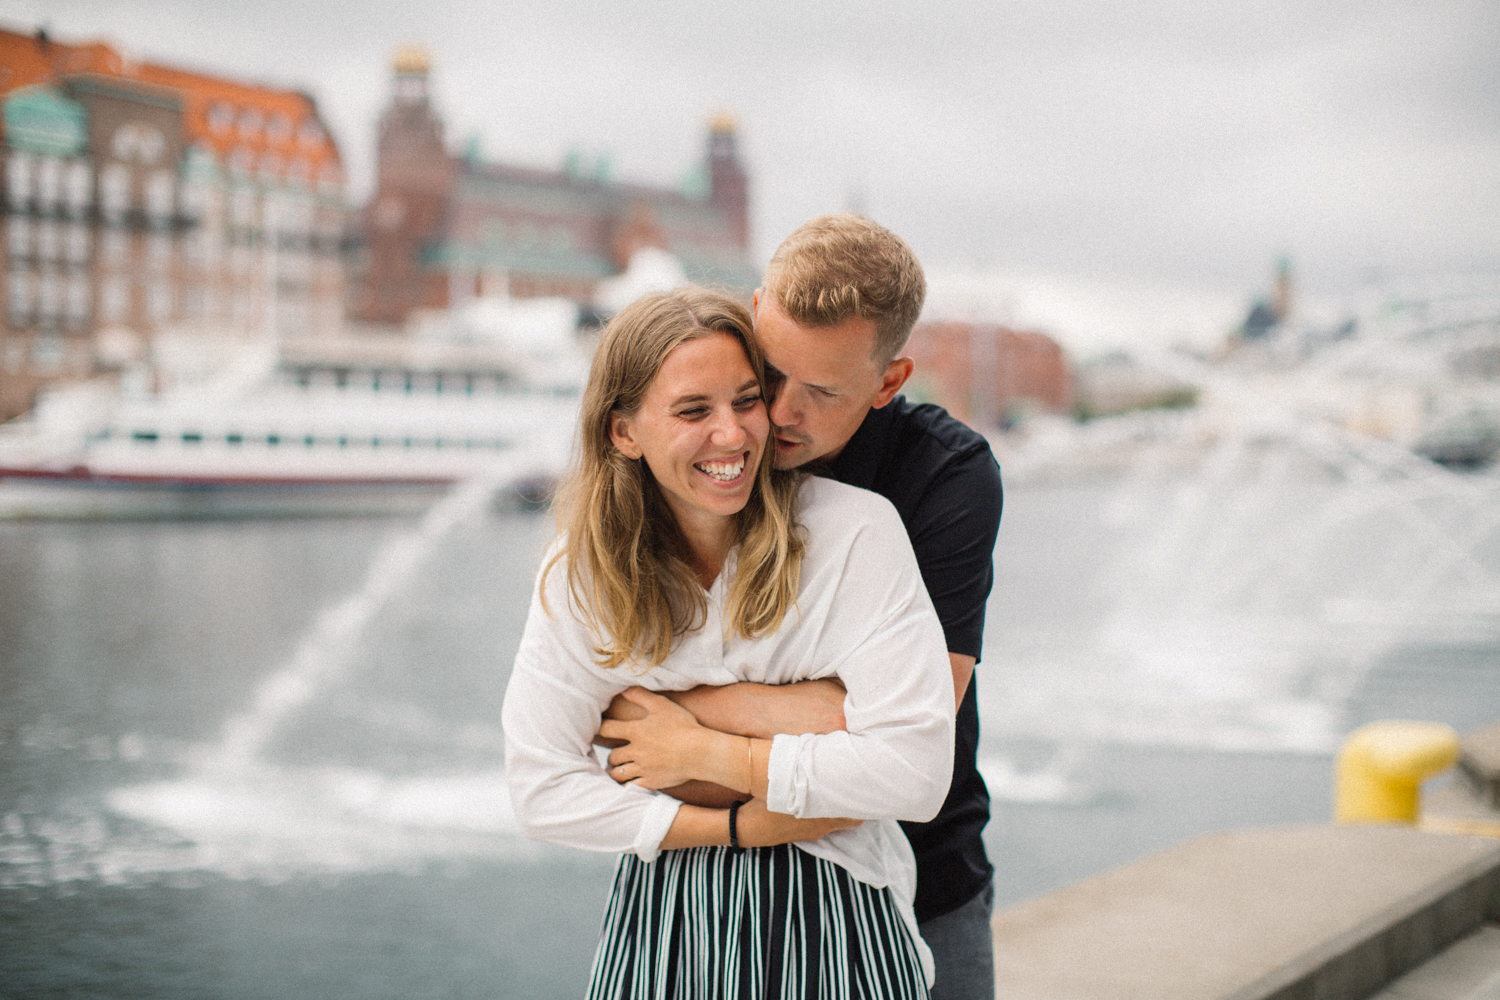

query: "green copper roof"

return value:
[3, 86, 88, 157]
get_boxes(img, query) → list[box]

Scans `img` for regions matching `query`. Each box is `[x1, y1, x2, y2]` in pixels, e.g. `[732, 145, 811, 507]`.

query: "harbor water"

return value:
[3, 461, 1499, 997]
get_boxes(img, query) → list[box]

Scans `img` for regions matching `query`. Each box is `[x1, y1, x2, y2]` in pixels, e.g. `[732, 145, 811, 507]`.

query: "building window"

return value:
[184, 284, 206, 318]
[183, 229, 205, 266]
[145, 171, 174, 226]
[228, 147, 254, 178]
[112, 123, 165, 165]
[64, 275, 90, 329]
[147, 233, 172, 273]
[101, 229, 128, 268]
[7, 269, 33, 326]
[147, 281, 172, 322]
[208, 102, 236, 136]
[179, 180, 204, 222]
[31, 334, 65, 373]
[238, 108, 264, 140]
[6, 152, 34, 209]
[35, 220, 59, 262]
[37, 272, 61, 323]
[101, 277, 129, 323]
[297, 119, 324, 149]
[64, 160, 92, 217]
[7, 217, 31, 259]
[267, 113, 293, 144]
[230, 244, 252, 278]
[232, 291, 253, 327]
[101, 164, 130, 222]
[64, 223, 90, 265]
[36, 157, 62, 214]
[231, 187, 257, 229]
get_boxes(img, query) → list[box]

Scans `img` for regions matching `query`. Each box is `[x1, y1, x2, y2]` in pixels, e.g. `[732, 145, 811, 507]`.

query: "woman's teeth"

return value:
[696, 457, 745, 482]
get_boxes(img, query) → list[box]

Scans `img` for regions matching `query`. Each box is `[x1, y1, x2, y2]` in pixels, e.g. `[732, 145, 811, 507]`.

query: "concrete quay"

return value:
[991, 824, 1500, 1000]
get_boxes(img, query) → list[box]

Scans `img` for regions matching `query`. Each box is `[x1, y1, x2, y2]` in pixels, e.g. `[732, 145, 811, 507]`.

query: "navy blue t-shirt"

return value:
[822, 396, 1003, 922]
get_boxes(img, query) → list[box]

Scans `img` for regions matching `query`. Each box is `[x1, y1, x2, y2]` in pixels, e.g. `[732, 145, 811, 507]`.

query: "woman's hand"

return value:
[657, 798, 863, 851]
[600, 687, 724, 791]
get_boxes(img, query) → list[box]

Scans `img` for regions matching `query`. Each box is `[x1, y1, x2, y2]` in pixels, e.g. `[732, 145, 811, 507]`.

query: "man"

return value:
[606, 214, 1003, 998]
[754, 214, 1001, 999]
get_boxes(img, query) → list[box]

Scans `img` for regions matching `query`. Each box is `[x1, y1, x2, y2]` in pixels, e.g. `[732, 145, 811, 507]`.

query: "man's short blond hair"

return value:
[762, 213, 927, 363]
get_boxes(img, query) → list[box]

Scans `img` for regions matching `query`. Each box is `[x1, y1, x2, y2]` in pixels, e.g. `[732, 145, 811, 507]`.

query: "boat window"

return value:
[181, 432, 203, 443]
[132, 430, 158, 442]
[266, 434, 280, 445]
[304, 435, 315, 447]
[226, 433, 243, 445]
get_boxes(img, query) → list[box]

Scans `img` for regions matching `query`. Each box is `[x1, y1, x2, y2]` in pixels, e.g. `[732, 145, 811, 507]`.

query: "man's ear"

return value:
[609, 413, 643, 459]
[871, 357, 914, 409]
[752, 289, 761, 321]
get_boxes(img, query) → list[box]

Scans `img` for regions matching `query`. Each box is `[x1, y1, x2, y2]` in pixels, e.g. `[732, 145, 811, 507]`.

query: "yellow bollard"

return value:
[1335, 721, 1460, 824]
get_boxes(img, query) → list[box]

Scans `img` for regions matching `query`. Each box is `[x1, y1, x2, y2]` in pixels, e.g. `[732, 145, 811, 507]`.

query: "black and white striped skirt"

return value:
[587, 844, 929, 1000]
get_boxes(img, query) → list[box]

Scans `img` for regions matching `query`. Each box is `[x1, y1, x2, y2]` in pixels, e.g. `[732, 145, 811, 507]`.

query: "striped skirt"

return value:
[587, 844, 929, 1000]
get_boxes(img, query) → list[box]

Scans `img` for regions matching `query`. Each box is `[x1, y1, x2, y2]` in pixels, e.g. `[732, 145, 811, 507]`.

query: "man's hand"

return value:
[734, 798, 862, 847]
[599, 687, 719, 791]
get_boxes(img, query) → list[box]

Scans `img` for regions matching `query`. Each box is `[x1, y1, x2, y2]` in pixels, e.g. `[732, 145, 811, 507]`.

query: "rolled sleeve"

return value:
[761, 490, 954, 824]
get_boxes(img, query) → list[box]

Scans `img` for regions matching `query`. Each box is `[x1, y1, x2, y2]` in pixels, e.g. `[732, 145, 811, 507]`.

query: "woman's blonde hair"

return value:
[549, 287, 805, 669]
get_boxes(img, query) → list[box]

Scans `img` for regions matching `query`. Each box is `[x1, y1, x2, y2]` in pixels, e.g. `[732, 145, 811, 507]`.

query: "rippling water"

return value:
[3, 462, 1498, 997]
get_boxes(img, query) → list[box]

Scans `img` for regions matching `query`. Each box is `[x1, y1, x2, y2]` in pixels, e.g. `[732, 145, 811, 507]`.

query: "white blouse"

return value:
[502, 476, 955, 978]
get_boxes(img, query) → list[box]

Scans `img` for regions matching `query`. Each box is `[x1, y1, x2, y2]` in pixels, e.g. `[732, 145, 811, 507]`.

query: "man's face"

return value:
[753, 292, 910, 470]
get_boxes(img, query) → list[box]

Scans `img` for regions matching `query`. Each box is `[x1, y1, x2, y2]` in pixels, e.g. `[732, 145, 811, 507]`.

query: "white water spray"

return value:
[215, 470, 515, 766]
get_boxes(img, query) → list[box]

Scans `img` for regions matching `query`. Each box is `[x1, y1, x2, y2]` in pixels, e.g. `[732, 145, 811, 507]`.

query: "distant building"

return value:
[0, 26, 348, 422]
[904, 320, 1073, 429]
[350, 48, 755, 328]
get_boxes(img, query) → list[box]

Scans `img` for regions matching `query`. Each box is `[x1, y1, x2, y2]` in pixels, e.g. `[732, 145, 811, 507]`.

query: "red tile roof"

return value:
[0, 26, 340, 177]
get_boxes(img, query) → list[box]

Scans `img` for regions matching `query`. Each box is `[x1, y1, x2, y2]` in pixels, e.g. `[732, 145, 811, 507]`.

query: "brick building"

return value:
[1, 27, 347, 422]
[905, 320, 1073, 429]
[351, 48, 754, 327]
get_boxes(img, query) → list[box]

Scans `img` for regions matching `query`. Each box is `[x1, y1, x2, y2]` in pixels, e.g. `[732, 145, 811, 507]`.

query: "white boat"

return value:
[0, 333, 583, 518]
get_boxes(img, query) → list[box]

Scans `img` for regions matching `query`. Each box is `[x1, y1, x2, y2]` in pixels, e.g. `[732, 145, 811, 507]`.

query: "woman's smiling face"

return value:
[609, 332, 769, 533]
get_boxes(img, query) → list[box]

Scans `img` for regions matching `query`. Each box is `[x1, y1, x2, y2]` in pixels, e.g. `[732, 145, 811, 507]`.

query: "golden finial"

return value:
[709, 111, 737, 134]
[393, 45, 430, 76]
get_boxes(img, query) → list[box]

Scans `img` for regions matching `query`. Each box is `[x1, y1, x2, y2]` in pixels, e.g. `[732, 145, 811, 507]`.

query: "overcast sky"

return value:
[4, 0, 1498, 347]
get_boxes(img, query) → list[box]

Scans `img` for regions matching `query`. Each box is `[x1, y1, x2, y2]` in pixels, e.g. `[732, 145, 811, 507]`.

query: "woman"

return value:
[502, 287, 954, 999]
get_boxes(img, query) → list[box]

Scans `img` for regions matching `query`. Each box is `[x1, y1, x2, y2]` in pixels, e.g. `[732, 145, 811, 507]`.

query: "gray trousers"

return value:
[919, 881, 995, 1000]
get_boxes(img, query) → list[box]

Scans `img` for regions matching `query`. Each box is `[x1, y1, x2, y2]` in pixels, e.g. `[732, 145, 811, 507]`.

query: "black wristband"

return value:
[728, 800, 743, 850]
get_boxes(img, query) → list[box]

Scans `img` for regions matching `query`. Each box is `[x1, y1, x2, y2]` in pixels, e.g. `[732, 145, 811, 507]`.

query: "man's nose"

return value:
[769, 387, 796, 427]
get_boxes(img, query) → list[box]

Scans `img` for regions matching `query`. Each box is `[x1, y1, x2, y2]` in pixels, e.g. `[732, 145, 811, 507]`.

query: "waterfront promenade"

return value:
[991, 722, 1500, 1000]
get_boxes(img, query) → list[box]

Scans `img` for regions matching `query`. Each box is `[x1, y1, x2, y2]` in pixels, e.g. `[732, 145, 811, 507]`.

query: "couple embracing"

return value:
[503, 214, 1003, 1000]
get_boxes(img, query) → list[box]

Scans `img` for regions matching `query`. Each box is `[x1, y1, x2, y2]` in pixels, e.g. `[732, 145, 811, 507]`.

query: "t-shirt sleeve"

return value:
[501, 551, 682, 862]
[907, 446, 1003, 661]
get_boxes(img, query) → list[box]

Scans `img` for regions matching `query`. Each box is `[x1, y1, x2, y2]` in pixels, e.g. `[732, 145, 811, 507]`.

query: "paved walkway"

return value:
[990, 824, 1500, 1000]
